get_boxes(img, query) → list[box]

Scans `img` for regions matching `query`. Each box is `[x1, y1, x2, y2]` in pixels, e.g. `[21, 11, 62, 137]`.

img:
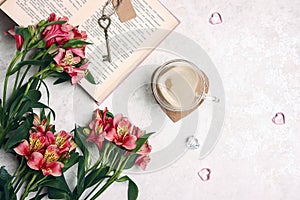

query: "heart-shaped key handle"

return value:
[98, 15, 111, 31]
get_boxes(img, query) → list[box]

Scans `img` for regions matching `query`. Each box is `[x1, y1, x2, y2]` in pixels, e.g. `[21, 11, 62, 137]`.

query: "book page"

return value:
[0, 0, 6, 6]
[0, 0, 92, 25]
[0, 0, 179, 103]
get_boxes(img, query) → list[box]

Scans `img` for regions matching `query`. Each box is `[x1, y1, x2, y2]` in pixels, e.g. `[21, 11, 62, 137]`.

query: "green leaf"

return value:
[40, 175, 71, 194]
[116, 176, 139, 200]
[14, 101, 32, 120]
[4, 115, 33, 151]
[62, 39, 92, 48]
[0, 166, 15, 200]
[131, 132, 155, 153]
[47, 187, 70, 200]
[30, 102, 56, 120]
[74, 126, 89, 157]
[25, 90, 41, 102]
[106, 111, 114, 119]
[123, 154, 138, 170]
[76, 156, 85, 196]
[0, 166, 13, 185]
[84, 166, 110, 188]
[9, 60, 49, 75]
[62, 151, 79, 172]
[84, 69, 97, 84]
[37, 20, 67, 34]
[42, 20, 67, 27]
[128, 179, 139, 200]
[35, 79, 50, 105]
[51, 72, 70, 85]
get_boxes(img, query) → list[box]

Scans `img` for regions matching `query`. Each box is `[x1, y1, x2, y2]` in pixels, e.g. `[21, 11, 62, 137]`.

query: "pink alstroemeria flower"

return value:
[28, 145, 64, 176]
[111, 114, 137, 150]
[54, 48, 88, 84]
[7, 28, 24, 50]
[42, 13, 87, 48]
[135, 155, 151, 170]
[14, 132, 47, 157]
[42, 13, 72, 48]
[55, 130, 73, 154]
[86, 108, 114, 149]
[132, 126, 152, 155]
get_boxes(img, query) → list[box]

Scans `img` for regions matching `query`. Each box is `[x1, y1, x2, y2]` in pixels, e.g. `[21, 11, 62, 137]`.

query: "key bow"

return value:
[98, 15, 111, 30]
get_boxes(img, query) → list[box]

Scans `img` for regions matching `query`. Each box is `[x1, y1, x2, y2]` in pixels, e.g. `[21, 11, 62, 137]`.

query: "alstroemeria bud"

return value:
[83, 128, 90, 136]
[28, 25, 36, 37]
[55, 66, 64, 73]
[37, 19, 47, 27]
[35, 40, 46, 49]
[7, 29, 24, 50]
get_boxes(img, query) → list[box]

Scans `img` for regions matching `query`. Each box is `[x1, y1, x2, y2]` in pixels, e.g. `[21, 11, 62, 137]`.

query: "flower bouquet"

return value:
[0, 13, 153, 200]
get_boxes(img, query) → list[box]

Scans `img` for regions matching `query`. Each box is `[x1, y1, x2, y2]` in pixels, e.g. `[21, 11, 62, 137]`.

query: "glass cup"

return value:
[151, 59, 219, 113]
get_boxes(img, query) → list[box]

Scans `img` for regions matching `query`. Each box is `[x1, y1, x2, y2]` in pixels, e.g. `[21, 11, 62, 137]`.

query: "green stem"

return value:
[88, 154, 131, 200]
[108, 150, 119, 171]
[13, 171, 30, 196]
[104, 145, 116, 165]
[13, 50, 27, 93]
[2, 51, 22, 125]
[10, 66, 50, 118]
[83, 175, 107, 200]
[20, 174, 37, 200]
[17, 65, 31, 90]
[0, 127, 5, 147]
[11, 158, 25, 187]
[89, 170, 122, 200]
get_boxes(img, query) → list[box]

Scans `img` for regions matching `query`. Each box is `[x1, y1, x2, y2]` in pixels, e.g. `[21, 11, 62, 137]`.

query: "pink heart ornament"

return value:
[272, 112, 285, 125]
[197, 168, 211, 182]
[209, 12, 222, 25]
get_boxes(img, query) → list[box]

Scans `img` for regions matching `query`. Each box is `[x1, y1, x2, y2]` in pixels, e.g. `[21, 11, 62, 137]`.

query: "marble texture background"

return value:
[0, 0, 300, 199]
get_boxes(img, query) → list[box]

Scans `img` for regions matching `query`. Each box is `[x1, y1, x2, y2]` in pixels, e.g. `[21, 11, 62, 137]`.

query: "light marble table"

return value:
[0, 0, 300, 199]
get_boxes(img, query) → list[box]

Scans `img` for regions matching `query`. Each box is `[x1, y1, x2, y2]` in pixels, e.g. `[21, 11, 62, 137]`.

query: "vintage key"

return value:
[98, 15, 112, 62]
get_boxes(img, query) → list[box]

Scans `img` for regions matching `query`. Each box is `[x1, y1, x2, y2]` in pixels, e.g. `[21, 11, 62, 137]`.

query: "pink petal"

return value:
[104, 128, 117, 142]
[42, 162, 64, 176]
[132, 126, 145, 138]
[71, 48, 85, 58]
[118, 118, 132, 130]
[7, 28, 15, 36]
[135, 155, 151, 170]
[27, 152, 43, 170]
[198, 168, 211, 182]
[54, 48, 65, 64]
[73, 56, 81, 63]
[122, 135, 137, 150]
[136, 142, 152, 155]
[209, 12, 223, 25]
[272, 112, 285, 125]
[113, 114, 123, 127]
[70, 69, 86, 84]
[14, 140, 30, 156]
[45, 131, 56, 146]
[86, 131, 105, 150]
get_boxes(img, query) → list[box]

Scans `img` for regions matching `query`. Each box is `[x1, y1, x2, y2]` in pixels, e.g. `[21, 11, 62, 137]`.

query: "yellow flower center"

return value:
[62, 51, 80, 65]
[44, 148, 59, 163]
[117, 126, 128, 136]
[30, 137, 43, 151]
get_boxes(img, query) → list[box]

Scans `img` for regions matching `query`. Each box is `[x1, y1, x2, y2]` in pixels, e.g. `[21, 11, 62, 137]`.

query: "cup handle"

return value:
[204, 94, 220, 103]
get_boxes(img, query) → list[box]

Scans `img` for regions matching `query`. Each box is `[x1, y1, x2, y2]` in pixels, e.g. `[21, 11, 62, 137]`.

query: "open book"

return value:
[0, 0, 179, 103]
